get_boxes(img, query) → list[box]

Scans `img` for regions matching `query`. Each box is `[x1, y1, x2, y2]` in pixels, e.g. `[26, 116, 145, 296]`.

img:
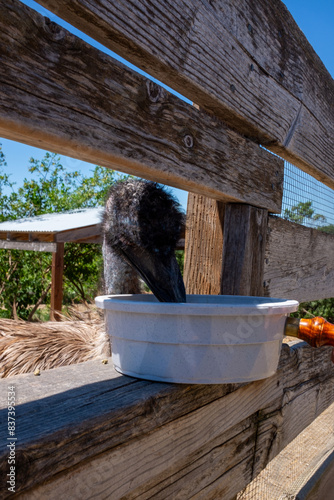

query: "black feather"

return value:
[102, 179, 186, 302]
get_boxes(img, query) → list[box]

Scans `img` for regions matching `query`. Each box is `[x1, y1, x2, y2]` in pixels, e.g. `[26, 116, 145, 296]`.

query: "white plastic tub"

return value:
[95, 294, 299, 384]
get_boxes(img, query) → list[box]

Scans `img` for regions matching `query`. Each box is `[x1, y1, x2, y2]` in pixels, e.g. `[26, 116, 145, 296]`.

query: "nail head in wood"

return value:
[183, 134, 194, 148]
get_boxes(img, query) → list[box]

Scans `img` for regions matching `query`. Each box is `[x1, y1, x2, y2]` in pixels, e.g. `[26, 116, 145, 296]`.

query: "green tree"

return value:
[290, 298, 334, 324]
[0, 152, 120, 219]
[0, 146, 126, 319]
[283, 201, 326, 226]
[0, 249, 52, 319]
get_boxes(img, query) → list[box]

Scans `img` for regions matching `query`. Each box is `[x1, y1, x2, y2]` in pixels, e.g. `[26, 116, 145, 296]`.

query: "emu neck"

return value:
[102, 237, 141, 295]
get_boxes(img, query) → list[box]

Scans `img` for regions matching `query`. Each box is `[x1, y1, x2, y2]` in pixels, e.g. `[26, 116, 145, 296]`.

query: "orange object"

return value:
[285, 316, 334, 348]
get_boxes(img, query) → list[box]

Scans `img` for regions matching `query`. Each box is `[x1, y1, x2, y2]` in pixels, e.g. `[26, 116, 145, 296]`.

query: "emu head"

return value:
[102, 179, 186, 302]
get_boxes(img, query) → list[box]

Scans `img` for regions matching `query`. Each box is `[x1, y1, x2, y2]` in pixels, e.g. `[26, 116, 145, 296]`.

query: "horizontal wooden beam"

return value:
[264, 216, 334, 302]
[0, 0, 283, 212]
[75, 235, 103, 245]
[0, 342, 333, 498]
[35, 0, 334, 189]
[0, 240, 57, 252]
[0, 232, 54, 243]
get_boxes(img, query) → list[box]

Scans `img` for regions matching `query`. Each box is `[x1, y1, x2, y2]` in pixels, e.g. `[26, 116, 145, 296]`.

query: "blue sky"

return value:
[1, 0, 333, 211]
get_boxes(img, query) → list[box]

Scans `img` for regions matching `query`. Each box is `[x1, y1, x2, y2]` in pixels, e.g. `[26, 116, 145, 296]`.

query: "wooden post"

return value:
[184, 193, 225, 294]
[51, 242, 64, 321]
[184, 195, 268, 296]
[221, 204, 268, 296]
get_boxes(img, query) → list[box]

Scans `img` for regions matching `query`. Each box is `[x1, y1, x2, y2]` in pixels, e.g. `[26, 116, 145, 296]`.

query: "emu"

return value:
[102, 179, 186, 302]
[0, 180, 185, 377]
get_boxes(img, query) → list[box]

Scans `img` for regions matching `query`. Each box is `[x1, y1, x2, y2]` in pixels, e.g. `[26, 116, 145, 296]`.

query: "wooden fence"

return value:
[0, 0, 333, 497]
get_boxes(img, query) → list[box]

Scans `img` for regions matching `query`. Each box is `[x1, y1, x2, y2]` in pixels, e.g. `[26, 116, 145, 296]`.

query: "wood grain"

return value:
[0, 241, 57, 252]
[184, 193, 225, 294]
[55, 225, 102, 243]
[36, 0, 334, 188]
[238, 402, 334, 499]
[0, 0, 283, 212]
[0, 232, 54, 243]
[221, 204, 268, 296]
[1, 343, 333, 498]
[50, 242, 64, 320]
[264, 216, 334, 302]
[184, 199, 268, 296]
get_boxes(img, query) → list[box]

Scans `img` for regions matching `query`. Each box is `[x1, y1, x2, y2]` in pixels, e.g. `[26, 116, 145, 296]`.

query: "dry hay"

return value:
[64, 303, 105, 322]
[0, 318, 110, 378]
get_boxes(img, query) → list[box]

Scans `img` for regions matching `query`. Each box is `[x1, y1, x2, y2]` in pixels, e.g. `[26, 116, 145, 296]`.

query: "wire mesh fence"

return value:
[235, 162, 334, 500]
[236, 402, 334, 500]
[280, 162, 334, 231]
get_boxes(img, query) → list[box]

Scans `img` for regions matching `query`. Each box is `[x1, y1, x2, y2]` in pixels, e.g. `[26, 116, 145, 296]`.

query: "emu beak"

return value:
[119, 246, 186, 303]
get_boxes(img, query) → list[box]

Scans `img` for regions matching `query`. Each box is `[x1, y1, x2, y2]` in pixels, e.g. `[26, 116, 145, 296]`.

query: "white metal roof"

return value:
[0, 207, 104, 233]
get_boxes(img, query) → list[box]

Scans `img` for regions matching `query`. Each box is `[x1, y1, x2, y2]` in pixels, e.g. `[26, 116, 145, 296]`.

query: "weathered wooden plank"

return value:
[50, 242, 64, 320]
[0, 232, 54, 243]
[0, 241, 57, 252]
[0, 361, 240, 496]
[238, 402, 334, 499]
[264, 216, 334, 302]
[55, 225, 101, 243]
[252, 350, 334, 479]
[184, 199, 268, 296]
[1, 342, 333, 498]
[24, 411, 257, 500]
[184, 193, 225, 294]
[74, 235, 103, 245]
[36, 0, 334, 188]
[221, 204, 268, 296]
[0, 0, 283, 212]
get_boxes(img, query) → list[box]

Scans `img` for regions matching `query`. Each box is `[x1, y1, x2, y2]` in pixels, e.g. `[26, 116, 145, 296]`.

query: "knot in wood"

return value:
[44, 19, 65, 41]
[183, 134, 194, 148]
[146, 80, 164, 102]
